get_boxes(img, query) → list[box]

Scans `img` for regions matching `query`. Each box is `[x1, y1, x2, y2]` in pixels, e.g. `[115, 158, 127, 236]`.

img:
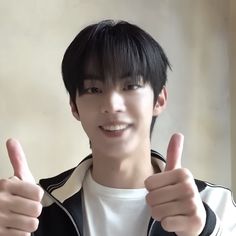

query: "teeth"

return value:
[102, 124, 128, 131]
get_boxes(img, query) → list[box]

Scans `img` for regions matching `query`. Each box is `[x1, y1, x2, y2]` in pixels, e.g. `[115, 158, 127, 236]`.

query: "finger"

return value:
[165, 133, 184, 171]
[150, 199, 196, 222]
[6, 139, 35, 183]
[8, 194, 43, 217]
[161, 215, 188, 233]
[2, 212, 39, 233]
[145, 168, 191, 191]
[161, 215, 202, 234]
[146, 181, 191, 206]
[9, 177, 43, 202]
[0, 228, 31, 236]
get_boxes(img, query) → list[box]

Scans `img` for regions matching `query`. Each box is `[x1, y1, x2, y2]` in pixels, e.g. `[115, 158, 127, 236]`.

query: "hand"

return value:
[145, 133, 206, 236]
[0, 139, 44, 236]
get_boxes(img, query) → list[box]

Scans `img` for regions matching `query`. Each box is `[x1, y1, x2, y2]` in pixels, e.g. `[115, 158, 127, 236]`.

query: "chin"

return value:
[95, 142, 139, 159]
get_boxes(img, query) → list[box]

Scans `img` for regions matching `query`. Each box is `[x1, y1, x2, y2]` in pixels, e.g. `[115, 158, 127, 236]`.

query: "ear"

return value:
[153, 86, 167, 116]
[70, 98, 80, 121]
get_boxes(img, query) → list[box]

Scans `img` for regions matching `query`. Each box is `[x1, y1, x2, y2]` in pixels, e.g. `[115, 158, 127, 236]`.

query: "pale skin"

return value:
[145, 134, 206, 235]
[0, 140, 43, 236]
[0, 83, 206, 235]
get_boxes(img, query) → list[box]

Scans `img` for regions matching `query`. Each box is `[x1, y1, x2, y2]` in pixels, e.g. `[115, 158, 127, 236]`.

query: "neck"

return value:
[91, 147, 156, 189]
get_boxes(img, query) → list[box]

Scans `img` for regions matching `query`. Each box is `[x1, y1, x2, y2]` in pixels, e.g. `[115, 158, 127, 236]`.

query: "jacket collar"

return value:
[39, 150, 206, 204]
[38, 150, 207, 236]
[39, 150, 166, 203]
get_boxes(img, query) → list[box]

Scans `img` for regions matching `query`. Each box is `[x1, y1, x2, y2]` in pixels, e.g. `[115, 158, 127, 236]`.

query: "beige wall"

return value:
[151, 0, 232, 189]
[230, 0, 236, 196]
[0, 1, 234, 196]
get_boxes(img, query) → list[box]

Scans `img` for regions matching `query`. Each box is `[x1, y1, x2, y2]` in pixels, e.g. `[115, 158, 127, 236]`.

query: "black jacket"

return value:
[33, 151, 236, 235]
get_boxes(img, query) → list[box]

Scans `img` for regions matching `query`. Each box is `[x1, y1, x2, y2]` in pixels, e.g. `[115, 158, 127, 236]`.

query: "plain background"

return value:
[0, 0, 235, 197]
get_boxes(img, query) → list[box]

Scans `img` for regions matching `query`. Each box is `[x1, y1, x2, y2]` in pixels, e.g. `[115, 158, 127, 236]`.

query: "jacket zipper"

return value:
[41, 187, 81, 236]
[148, 220, 155, 236]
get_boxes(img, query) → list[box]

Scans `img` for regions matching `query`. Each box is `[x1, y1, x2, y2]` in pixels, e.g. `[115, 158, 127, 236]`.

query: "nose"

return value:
[101, 90, 126, 114]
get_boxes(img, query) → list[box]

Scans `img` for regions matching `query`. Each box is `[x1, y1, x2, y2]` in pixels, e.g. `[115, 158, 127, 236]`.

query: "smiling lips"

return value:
[99, 123, 131, 137]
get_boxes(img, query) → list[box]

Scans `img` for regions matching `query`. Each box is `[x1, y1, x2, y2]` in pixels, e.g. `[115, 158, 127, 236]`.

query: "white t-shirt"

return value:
[82, 169, 150, 236]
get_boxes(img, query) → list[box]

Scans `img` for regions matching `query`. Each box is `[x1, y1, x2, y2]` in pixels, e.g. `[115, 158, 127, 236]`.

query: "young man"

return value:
[0, 20, 235, 236]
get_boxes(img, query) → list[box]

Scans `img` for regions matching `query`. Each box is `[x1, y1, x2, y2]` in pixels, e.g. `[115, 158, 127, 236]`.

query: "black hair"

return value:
[61, 19, 171, 134]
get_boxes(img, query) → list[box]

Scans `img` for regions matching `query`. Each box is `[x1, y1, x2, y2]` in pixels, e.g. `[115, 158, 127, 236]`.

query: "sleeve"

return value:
[199, 202, 217, 235]
[200, 183, 236, 235]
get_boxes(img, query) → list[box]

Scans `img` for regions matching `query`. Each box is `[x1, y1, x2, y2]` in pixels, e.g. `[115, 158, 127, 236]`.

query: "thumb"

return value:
[165, 133, 184, 171]
[6, 138, 35, 183]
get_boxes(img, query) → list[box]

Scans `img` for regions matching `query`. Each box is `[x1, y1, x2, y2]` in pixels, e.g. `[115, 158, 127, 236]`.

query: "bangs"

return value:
[76, 22, 151, 92]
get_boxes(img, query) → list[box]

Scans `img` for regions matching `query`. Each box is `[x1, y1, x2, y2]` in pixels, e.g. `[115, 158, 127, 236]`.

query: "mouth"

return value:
[100, 124, 130, 132]
[99, 123, 131, 137]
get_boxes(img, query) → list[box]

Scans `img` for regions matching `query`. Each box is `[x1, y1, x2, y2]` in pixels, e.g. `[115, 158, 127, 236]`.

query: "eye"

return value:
[83, 87, 102, 94]
[123, 83, 143, 91]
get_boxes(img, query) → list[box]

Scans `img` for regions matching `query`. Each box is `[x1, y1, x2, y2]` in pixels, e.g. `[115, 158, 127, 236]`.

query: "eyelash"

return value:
[123, 83, 143, 91]
[82, 83, 143, 95]
[83, 87, 102, 94]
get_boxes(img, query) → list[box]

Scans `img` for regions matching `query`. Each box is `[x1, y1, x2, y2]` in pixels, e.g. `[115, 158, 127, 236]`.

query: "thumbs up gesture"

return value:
[145, 133, 206, 236]
[0, 139, 44, 235]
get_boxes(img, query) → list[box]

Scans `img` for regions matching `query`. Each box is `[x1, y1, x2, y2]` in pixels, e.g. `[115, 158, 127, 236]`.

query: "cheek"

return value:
[129, 95, 154, 123]
[79, 116, 97, 141]
[134, 93, 154, 112]
[76, 97, 99, 117]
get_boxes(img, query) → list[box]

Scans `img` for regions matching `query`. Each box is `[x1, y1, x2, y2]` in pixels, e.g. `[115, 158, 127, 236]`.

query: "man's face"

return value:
[72, 77, 163, 158]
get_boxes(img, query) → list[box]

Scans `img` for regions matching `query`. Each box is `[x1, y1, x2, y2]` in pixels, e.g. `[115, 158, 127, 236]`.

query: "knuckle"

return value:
[32, 218, 40, 232]
[144, 176, 152, 190]
[190, 214, 205, 232]
[34, 203, 43, 218]
[32, 185, 44, 202]
[181, 181, 195, 198]
[186, 198, 197, 213]
[25, 218, 39, 232]
[194, 215, 202, 225]
[0, 194, 10, 211]
[36, 186, 44, 201]
[151, 206, 162, 221]
[22, 233, 31, 236]
[145, 192, 155, 206]
[145, 193, 151, 205]
[176, 168, 192, 181]
[161, 217, 172, 232]
[0, 179, 9, 191]
[151, 210, 160, 221]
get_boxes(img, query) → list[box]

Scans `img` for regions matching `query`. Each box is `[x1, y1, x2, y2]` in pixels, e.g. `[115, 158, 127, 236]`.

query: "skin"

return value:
[0, 139, 43, 236]
[0, 80, 206, 235]
[145, 134, 206, 235]
[71, 78, 166, 188]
